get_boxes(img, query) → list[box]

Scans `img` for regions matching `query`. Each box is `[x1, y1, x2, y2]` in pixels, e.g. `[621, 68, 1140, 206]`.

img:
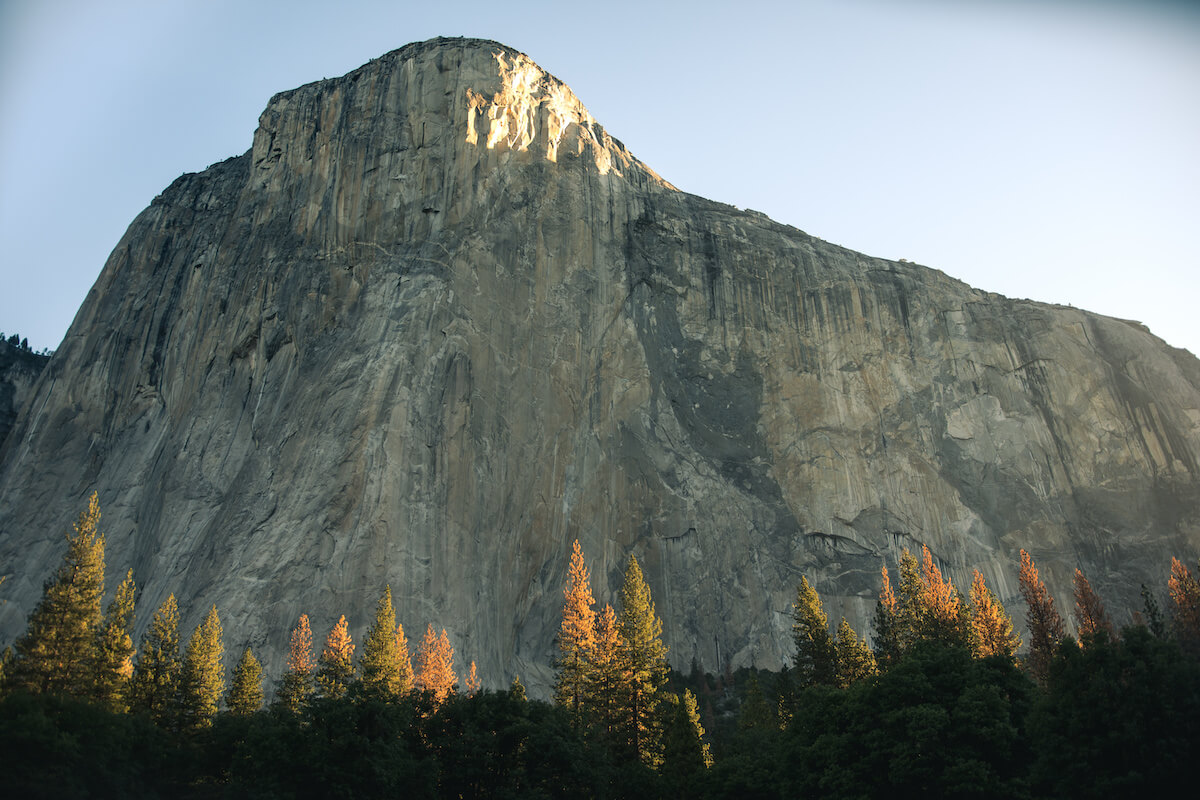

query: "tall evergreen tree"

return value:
[1140, 583, 1167, 638]
[91, 568, 137, 711]
[616, 555, 669, 768]
[276, 614, 317, 713]
[316, 615, 356, 700]
[792, 575, 836, 687]
[181, 605, 224, 729]
[662, 688, 713, 793]
[1072, 568, 1114, 643]
[915, 545, 970, 647]
[464, 660, 481, 696]
[873, 565, 901, 668]
[834, 617, 878, 688]
[415, 624, 456, 703]
[10, 492, 106, 697]
[360, 585, 411, 699]
[587, 603, 623, 739]
[1019, 549, 1063, 684]
[226, 646, 263, 715]
[554, 539, 596, 716]
[968, 568, 1021, 661]
[129, 593, 183, 727]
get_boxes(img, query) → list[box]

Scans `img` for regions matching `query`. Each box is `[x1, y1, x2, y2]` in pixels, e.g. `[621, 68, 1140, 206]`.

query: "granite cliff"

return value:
[1, 38, 1198, 689]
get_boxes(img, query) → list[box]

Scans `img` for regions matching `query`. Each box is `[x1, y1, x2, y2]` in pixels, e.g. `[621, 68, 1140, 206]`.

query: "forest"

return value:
[1, 492, 1198, 798]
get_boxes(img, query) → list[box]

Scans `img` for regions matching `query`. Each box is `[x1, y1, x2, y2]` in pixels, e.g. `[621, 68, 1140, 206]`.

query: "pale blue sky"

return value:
[2, 0, 1198, 355]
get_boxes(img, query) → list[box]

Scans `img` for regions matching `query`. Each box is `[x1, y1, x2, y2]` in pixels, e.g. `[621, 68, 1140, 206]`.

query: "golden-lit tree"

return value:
[1168, 557, 1200, 652]
[316, 615, 356, 700]
[415, 624, 456, 703]
[792, 576, 835, 687]
[968, 569, 1021, 661]
[465, 661, 481, 696]
[616, 555, 670, 768]
[587, 603, 623, 738]
[916, 545, 969, 647]
[181, 605, 224, 730]
[1019, 549, 1063, 684]
[394, 621, 415, 696]
[1073, 568, 1114, 644]
[91, 568, 137, 711]
[276, 614, 316, 713]
[554, 539, 597, 715]
[872, 565, 901, 667]
[11, 492, 106, 697]
[226, 646, 263, 716]
[834, 617, 878, 688]
[128, 593, 183, 728]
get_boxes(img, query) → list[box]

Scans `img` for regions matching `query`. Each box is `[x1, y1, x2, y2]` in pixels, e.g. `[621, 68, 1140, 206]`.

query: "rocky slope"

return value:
[1, 38, 1198, 689]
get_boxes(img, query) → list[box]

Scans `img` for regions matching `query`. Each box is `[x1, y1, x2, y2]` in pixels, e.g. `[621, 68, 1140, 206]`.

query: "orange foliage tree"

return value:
[277, 614, 317, 712]
[316, 615, 356, 700]
[554, 539, 596, 714]
[1072, 568, 1114, 644]
[968, 569, 1021, 661]
[1168, 557, 1200, 653]
[1019, 549, 1063, 684]
[415, 624, 457, 703]
[465, 661, 481, 696]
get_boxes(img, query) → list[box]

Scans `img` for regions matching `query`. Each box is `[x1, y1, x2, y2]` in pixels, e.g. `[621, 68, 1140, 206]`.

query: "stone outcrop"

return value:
[1, 38, 1198, 690]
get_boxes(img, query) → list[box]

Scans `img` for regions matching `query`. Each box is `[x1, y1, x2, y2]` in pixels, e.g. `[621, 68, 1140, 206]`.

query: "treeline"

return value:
[0, 331, 53, 356]
[2, 493, 1199, 797]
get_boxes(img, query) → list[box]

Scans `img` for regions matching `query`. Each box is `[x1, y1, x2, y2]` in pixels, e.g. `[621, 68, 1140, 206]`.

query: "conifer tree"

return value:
[1168, 557, 1200, 651]
[916, 545, 970, 647]
[227, 647, 263, 715]
[465, 661, 481, 696]
[872, 565, 901, 668]
[509, 674, 527, 701]
[181, 605, 224, 729]
[554, 539, 596, 715]
[360, 585, 410, 699]
[1018, 549, 1063, 684]
[834, 617, 878, 688]
[91, 568, 137, 711]
[1140, 583, 1167, 638]
[415, 624, 456, 702]
[968, 568, 1021, 661]
[792, 576, 836, 687]
[11, 492, 106, 697]
[1072, 568, 1114, 643]
[587, 603, 623, 737]
[316, 615, 356, 700]
[616, 555, 670, 768]
[129, 594, 183, 727]
[277, 614, 317, 713]
[662, 688, 713, 791]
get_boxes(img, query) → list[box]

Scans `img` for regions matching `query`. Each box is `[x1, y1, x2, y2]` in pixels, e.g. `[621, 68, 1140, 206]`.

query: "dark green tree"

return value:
[226, 647, 263, 715]
[10, 492, 106, 697]
[181, 605, 224, 729]
[128, 594, 183, 727]
[90, 568, 136, 711]
[791, 576, 836, 687]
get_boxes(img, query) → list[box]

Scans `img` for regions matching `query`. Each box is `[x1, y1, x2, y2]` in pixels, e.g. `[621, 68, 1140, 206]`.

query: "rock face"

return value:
[1, 38, 1198, 689]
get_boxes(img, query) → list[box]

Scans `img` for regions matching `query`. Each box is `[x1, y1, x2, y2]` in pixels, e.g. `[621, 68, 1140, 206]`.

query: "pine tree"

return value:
[11, 492, 106, 697]
[554, 539, 596, 715]
[834, 617, 878, 688]
[276, 614, 317, 713]
[587, 603, 623, 739]
[360, 586, 411, 699]
[969, 569, 1021, 661]
[873, 565, 901, 668]
[1073, 568, 1114, 644]
[181, 605, 224, 729]
[129, 594, 183, 727]
[662, 688, 713, 791]
[316, 615, 356, 700]
[91, 568, 136, 711]
[1019, 549, 1063, 684]
[1168, 557, 1200, 648]
[1140, 583, 1167, 638]
[226, 647, 263, 715]
[509, 674, 527, 701]
[616, 555, 670, 768]
[465, 661, 481, 696]
[916, 545, 969, 647]
[792, 576, 836, 687]
[415, 624, 456, 703]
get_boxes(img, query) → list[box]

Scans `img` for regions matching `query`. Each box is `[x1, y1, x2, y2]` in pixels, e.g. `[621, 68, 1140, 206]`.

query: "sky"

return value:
[1, 0, 1198, 356]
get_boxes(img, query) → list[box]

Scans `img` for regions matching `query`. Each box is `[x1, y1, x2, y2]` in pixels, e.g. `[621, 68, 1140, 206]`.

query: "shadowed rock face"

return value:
[1, 38, 1198, 689]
